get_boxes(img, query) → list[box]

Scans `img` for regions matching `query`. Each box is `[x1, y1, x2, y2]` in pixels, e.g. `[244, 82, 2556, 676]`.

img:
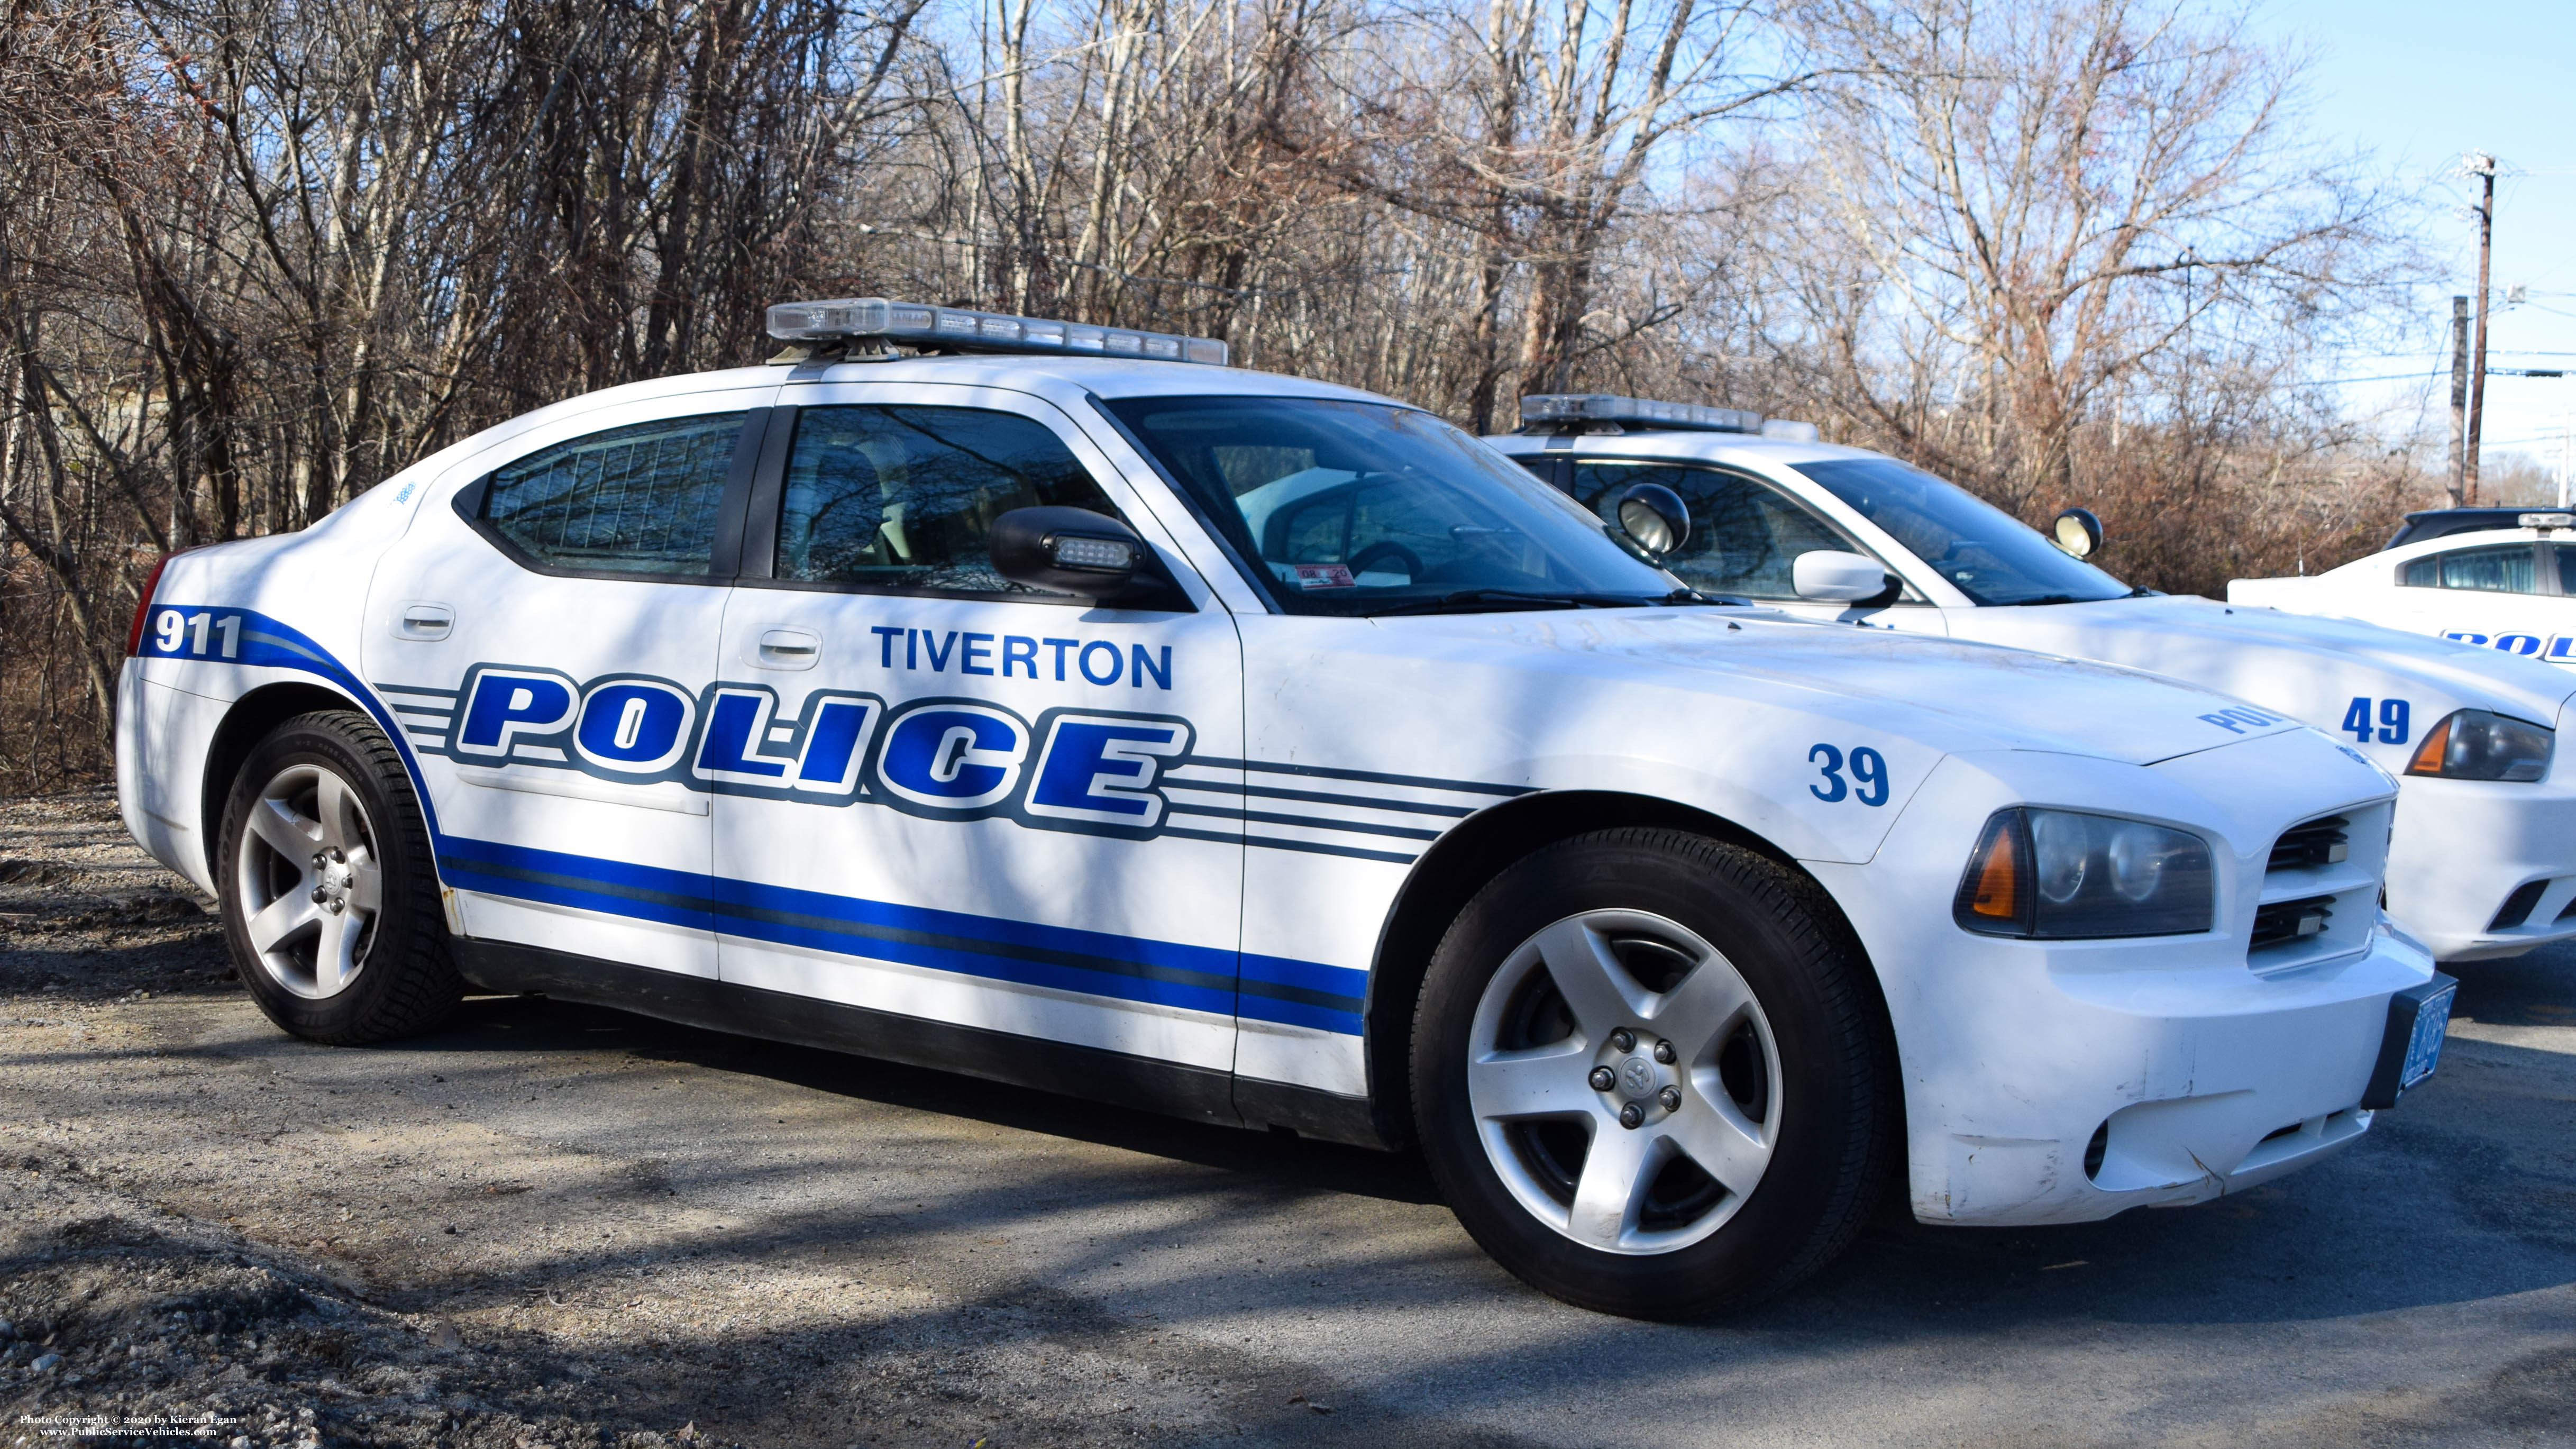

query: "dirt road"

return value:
[4, 790, 2571, 1448]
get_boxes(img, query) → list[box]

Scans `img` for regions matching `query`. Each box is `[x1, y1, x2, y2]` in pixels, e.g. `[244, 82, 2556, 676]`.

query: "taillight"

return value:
[125, 551, 176, 657]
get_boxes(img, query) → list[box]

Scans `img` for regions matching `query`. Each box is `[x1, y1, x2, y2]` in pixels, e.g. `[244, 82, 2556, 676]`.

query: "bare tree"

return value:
[1776, 0, 2406, 513]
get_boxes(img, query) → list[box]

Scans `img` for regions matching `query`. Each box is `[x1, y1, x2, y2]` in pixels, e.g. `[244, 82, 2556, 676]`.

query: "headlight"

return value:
[2405, 709, 2553, 782]
[1953, 808, 2215, 938]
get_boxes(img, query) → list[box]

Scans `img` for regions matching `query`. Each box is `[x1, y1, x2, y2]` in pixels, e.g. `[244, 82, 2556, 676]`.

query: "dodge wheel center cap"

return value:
[1618, 1055, 1657, 1099]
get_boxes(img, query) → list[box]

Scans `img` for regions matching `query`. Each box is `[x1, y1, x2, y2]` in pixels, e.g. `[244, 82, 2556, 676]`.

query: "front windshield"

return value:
[1102, 395, 1684, 615]
[1793, 457, 2131, 606]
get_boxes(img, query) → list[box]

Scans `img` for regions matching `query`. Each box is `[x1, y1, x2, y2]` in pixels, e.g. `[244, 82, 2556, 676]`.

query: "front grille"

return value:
[2248, 804, 2386, 971]
[2267, 815, 2350, 872]
[2251, 895, 2334, 950]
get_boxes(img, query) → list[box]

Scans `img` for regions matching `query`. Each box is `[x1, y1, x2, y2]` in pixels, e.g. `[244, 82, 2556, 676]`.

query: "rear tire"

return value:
[1411, 828, 1893, 1319]
[217, 709, 461, 1044]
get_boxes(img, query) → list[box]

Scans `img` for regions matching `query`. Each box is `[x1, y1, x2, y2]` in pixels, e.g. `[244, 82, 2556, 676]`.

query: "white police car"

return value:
[2229, 512, 2576, 667]
[116, 304, 2447, 1320]
[1487, 396, 2576, 963]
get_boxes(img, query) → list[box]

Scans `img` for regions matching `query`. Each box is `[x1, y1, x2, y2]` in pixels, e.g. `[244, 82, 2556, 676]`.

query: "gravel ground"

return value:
[3, 788, 2573, 1449]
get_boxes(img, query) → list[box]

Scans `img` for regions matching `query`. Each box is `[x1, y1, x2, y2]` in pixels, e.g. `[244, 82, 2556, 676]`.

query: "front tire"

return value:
[218, 709, 461, 1043]
[1412, 829, 1893, 1319]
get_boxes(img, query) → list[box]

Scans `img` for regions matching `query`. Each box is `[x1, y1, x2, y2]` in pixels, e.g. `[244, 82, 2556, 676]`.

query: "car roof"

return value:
[2371, 526, 2569, 567]
[2387, 507, 2563, 550]
[498, 356, 1406, 436]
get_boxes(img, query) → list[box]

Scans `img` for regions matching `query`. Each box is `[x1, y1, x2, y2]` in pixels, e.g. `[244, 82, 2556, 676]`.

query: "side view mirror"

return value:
[1615, 482, 1692, 560]
[1793, 550, 1892, 602]
[990, 506, 1148, 599]
[2052, 506, 2104, 559]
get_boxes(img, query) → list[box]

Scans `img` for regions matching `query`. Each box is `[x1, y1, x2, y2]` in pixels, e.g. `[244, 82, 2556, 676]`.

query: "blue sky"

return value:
[2253, 0, 2576, 484]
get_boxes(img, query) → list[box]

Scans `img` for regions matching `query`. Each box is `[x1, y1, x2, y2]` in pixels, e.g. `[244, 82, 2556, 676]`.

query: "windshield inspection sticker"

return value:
[1288, 563, 1357, 590]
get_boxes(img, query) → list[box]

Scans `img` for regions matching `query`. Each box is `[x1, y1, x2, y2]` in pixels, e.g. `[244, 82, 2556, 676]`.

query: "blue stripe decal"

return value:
[1240, 951, 1370, 1036]
[153, 607, 1372, 1035]
[435, 836, 1361, 1032]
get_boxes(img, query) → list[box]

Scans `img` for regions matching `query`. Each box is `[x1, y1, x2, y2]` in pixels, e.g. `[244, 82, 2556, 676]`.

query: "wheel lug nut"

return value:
[329, 847, 346, 863]
[1659, 1086, 1683, 1111]
[1653, 1040, 1676, 1064]
[311, 887, 329, 905]
[1588, 1066, 1616, 1092]
[1610, 1028, 1636, 1053]
[1618, 1102, 1644, 1129]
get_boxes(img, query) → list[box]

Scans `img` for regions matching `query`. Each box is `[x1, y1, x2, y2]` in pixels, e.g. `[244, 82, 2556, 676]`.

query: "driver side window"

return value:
[775, 404, 1123, 595]
[1567, 461, 1861, 600]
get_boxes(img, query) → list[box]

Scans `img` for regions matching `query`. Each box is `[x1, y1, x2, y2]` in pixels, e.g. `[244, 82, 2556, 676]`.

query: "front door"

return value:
[363, 389, 773, 979]
[1559, 457, 1944, 633]
[708, 385, 1248, 1088]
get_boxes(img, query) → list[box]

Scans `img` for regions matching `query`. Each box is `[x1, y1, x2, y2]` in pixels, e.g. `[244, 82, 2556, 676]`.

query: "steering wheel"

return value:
[1348, 541, 1424, 580]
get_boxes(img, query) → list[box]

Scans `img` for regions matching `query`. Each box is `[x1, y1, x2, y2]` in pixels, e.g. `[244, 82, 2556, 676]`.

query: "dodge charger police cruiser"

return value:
[2229, 511, 2576, 668]
[1487, 396, 2576, 963]
[117, 303, 2449, 1320]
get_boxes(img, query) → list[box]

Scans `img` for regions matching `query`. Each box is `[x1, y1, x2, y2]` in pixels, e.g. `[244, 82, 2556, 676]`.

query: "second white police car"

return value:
[1487, 396, 2576, 963]
[117, 302, 2448, 1319]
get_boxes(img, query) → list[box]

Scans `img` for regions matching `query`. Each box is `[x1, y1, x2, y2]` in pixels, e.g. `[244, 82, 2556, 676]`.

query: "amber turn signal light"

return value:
[1953, 811, 2032, 934]
[2406, 716, 2451, 776]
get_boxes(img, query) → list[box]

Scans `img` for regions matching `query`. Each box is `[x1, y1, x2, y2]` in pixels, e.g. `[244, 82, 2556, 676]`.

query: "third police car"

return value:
[2229, 509, 2576, 667]
[116, 304, 2446, 1319]
[1486, 396, 2576, 963]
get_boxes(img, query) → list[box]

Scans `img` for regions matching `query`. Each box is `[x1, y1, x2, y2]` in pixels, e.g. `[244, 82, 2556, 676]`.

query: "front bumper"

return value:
[1810, 737, 2432, 1228]
[1897, 926, 2432, 1226]
[2386, 771, 2576, 960]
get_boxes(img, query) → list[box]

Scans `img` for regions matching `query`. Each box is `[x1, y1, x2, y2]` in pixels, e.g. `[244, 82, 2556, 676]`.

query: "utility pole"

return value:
[2449, 295, 2471, 507]
[2465, 152, 2499, 503]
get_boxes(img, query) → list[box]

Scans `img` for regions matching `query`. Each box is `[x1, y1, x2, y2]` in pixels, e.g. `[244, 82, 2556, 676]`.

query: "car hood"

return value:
[1944, 594, 2576, 727]
[1365, 607, 2305, 767]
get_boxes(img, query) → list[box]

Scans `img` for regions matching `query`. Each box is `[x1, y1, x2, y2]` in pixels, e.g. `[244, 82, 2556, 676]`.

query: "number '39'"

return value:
[1810, 743, 1890, 806]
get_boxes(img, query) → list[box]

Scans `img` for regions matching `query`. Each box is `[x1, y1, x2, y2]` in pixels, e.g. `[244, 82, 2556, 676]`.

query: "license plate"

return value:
[2400, 982, 2456, 1091]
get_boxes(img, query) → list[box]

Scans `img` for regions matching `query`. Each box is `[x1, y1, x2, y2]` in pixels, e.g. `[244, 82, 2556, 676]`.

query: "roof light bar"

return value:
[1520, 394, 1760, 433]
[766, 297, 1228, 367]
[2518, 512, 2573, 530]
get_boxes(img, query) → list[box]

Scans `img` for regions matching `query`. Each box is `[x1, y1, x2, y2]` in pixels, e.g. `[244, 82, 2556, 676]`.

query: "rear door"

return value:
[707, 382, 1249, 1093]
[364, 388, 773, 980]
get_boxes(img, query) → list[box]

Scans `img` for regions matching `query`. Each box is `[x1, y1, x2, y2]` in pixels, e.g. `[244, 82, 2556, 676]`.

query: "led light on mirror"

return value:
[1614, 482, 1691, 559]
[2051, 507, 2104, 559]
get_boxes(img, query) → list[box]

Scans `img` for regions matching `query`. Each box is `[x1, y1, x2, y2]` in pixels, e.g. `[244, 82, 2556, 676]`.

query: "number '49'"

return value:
[2341, 696, 2409, 745]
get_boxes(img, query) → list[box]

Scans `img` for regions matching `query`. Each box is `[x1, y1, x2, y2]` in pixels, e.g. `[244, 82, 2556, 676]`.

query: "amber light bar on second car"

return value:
[767, 297, 1229, 366]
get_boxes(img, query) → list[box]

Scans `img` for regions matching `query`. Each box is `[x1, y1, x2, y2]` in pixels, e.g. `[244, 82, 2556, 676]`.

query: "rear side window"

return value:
[479, 413, 747, 575]
[2401, 544, 2537, 593]
[777, 405, 1118, 594]
[1569, 460, 1855, 599]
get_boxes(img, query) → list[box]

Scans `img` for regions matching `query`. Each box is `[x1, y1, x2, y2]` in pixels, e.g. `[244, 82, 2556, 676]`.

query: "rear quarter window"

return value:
[476, 412, 750, 576]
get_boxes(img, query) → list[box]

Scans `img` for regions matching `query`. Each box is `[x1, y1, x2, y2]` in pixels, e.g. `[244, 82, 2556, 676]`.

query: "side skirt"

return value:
[449, 937, 1390, 1150]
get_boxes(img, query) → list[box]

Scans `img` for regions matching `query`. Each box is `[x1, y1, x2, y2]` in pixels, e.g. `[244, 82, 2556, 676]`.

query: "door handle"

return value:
[754, 628, 821, 670]
[395, 603, 454, 641]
